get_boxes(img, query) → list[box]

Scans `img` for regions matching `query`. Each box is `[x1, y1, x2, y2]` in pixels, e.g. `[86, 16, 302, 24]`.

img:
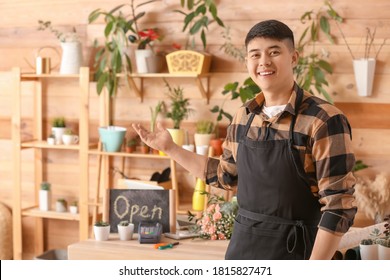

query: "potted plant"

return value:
[47, 133, 55, 145]
[166, 0, 225, 74]
[37, 20, 82, 74]
[140, 141, 150, 154]
[335, 24, 386, 97]
[55, 198, 67, 212]
[376, 215, 390, 260]
[163, 79, 192, 147]
[69, 201, 78, 214]
[117, 220, 134, 241]
[149, 101, 163, 154]
[194, 120, 214, 151]
[359, 228, 381, 260]
[126, 138, 137, 153]
[39, 181, 51, 211]
[51, 116, 66, 145]
[93, 221, 110, 241]
[88, 0, 160, 96]
[62, 128, 79, 145]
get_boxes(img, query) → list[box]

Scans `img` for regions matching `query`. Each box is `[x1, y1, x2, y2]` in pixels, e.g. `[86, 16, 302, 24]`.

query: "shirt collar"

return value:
[244, 83, 300, 116]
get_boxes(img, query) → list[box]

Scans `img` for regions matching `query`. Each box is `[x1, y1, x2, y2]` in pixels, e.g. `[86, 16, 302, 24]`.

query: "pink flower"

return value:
[218, 233, 226, 240]
[213, 211, 222, 221]
[207, 204, 216, 212]
[210, 234, 217, 240]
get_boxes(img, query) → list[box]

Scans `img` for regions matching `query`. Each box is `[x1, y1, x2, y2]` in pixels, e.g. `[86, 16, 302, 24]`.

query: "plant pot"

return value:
[167, 128, 185, 146]
[98, 126, 127, 152]
[62, 134, 79, 145]
[166, 50, 211, 74]
[353, 58, 376, 97]
[56, 200, 67, 212]
[126, 146, 136, 153]
[69, 205, 78, 214]
[60, 42, 83, 74]
[117, 223, 134, 241]
[194, 133, 214, 147]
[210, 138, 223, 157]
[135, 49, 163, 73]
[378, 244, 390, 260]
[140, 145, 150, 154]
[51, 127, 67, 145]
[359, 243, 378, 260]
[39, 190, 51, 211]
[94, 225, 110, 241]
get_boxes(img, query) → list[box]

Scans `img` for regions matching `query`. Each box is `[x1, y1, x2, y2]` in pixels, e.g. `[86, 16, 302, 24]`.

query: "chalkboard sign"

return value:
[109, 189, 170, 233]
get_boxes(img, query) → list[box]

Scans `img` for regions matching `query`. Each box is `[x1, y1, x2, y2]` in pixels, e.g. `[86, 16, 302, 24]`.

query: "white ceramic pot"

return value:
[359, 243, 378, 260]
[353, 58, 376, 97]
[39, 190, 51, 211]
[62, 134, 79, 145]
[51, 127, 67, 145]
[117, 223, 134, 241]
[378, 244, 390, 260]
[94, 225, 110, 241]
[69, 205, 78, 214]
[60, 42, 83, 74]
[135, 49, 154, 73]
[194, 133, 214, 147]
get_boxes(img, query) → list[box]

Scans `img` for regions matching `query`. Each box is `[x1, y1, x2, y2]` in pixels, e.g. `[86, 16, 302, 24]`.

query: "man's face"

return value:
[245, 37, 298, 94]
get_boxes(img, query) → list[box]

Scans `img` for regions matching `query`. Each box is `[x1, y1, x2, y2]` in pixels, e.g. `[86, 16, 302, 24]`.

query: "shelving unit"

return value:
[11, 67, 90, 260]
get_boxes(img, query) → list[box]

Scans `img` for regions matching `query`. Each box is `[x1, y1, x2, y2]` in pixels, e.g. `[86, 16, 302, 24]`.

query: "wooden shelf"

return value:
[88, 149, 170, 159]
[21, 207, 80, 221]
[121, 72, 211, 103]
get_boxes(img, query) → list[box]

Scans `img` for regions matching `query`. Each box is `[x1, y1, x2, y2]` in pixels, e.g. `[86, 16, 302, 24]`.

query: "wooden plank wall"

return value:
[1, 0, 390, 258]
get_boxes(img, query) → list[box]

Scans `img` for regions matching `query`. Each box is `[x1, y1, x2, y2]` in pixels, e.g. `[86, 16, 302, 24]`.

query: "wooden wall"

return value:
[1, 0, 390, 258]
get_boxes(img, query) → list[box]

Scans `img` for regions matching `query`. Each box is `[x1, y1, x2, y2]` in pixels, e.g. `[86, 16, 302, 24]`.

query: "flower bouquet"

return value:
[188, 193, 238, 240]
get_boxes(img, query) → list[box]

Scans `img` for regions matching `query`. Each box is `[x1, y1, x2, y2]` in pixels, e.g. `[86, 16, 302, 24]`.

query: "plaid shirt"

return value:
[205, 86, 357, 235]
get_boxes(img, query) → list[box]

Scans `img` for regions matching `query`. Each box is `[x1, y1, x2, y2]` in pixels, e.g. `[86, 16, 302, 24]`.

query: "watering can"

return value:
[25, 46, 60, 74]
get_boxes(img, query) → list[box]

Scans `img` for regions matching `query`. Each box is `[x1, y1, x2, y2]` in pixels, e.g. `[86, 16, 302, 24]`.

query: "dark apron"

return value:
[225, 87, 321, 260]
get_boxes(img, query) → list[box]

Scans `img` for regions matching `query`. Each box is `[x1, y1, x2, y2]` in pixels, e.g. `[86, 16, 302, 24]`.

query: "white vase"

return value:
[117, 223, 134, 241]
[359, 243, 378, 260]
[94, 225, 110, 241]
[51, 127, 67, 145]
[353, 58, 376, 97]
[135, 49, 154, 73]
[39, 190, 51, 211]
[60, 42, 83, 74]
[194, 133, 215, 147]
[378, 244, 390, 260]
[69, 205, 78, 214]
[55, 200, 67, 212]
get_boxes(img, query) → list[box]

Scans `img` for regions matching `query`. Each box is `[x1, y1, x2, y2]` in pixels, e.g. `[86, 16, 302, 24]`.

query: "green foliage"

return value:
[64, 128, 73, 135]
[51, 117, 66, 128]
[164, 79, 192, 129]
[70, 201, 78, 206]
[353, 160, 369, 172]
[127, 138, 138, 147]
[94, 220, 110, 227]
[37, 20, 79, 42]
[119, 220, 130, 226]
[150, 101, 163, 132]
[175, 0, 225, 50]
[196, 120, 214, 134]
[294, 1, 342, 103]
[40, 182, 51, 191]
[88, 7, 133, 97]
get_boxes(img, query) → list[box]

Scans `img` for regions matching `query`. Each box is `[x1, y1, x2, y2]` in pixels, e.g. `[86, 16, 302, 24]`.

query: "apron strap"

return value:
[238, 207, 318, 259]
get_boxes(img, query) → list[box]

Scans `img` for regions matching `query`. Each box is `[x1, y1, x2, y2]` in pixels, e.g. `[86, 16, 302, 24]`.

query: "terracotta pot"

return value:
[140, 145, 150, 154]
[126, 146, 136, 153]
[210, 138, 223, 157]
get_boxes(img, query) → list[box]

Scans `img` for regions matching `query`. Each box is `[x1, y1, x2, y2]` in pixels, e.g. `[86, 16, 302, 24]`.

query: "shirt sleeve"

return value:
[205, 118, 239, 191]
[312, 113, 358, 234]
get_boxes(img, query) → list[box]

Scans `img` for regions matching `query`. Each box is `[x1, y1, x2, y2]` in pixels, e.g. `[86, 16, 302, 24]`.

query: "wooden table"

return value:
[68, 234, 229, 260]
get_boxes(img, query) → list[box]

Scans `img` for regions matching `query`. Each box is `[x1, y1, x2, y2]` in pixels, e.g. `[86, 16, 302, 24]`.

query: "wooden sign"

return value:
[108, 189, 175, 233]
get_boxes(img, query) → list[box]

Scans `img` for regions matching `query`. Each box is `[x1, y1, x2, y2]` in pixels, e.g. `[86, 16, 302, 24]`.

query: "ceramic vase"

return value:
[117, 223, 134, 241]
[39, 190, 51, 211]
[353, 58, 376, 97]
[359, 243, 378, 260]
[60, 42, 83, 74]
[94, 225, 110, 241]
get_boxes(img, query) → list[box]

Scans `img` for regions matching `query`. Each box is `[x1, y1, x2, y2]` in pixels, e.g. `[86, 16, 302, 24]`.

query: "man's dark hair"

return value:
[245, 19, 295, 50]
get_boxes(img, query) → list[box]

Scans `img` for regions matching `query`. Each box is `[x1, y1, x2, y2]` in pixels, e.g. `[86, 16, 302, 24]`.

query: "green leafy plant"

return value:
[127, 138, 137, 147]
[94, 220, 110, 227]
[163, 79, 192, 129]
[353, 160, 369, 172]
[40, 181, 51, 191]
[376, 215, 390, 248]
[88, 1, 161, 97]
[64, 128, 73, 135]
[175, 0, 225, 50]
[118, 220, 130, 226]
[196, 120, 214, 134]
[70, 201, 78, 207]
[51, 117, 66, 128]
[150, 101, 163, 132]
[37, 20, 79, 42]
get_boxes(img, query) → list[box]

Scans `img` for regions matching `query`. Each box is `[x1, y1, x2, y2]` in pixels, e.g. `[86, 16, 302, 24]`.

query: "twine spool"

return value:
[0, 202, 13, 259]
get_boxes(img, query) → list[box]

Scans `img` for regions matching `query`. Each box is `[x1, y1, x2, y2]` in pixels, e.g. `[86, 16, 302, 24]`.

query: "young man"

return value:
[132, 19, 357, 260]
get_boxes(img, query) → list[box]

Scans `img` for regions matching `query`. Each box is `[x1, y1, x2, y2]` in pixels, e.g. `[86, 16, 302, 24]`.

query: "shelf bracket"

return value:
[126, 75, 143, 102]
[195, 75, 210, 104]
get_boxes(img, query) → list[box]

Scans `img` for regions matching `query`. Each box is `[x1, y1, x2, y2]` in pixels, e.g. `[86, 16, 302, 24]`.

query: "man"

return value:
[132, 19, 357, 260]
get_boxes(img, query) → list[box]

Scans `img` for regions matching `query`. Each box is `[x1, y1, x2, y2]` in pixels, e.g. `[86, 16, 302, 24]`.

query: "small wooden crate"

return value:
[166, 50, 211, 74]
